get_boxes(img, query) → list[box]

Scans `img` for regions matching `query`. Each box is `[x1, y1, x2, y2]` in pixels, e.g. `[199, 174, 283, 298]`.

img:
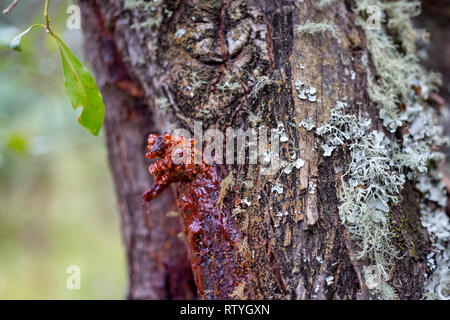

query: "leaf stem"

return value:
[44, 0, 54, 36]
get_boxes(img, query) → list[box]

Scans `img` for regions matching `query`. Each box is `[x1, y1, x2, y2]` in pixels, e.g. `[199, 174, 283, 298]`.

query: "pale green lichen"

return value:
[250, 76, 272, 98]
[306, 0, 448, 301]
[316, 102, 403, 298]
[188, 71, 207, 97]
[317, 0, 337, 10]
[245, 109, 263, 127]
[353, 0, 449, 299]
[296, 22, 339, 40]
[124, 0, 151, 10]
[138, 15, 163, 30]
[217, 72, 241, 92]
[316, 84, 448, 300]
[422, 291, 440, 300]
[155, 97, 170, 112]
[355, 0, 423, 132]
[125, 0, 166, 30]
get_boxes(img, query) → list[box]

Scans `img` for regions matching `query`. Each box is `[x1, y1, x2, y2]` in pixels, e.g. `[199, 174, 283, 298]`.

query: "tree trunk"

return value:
[79, 1, 196, 299]
[79, 0, 447, 300]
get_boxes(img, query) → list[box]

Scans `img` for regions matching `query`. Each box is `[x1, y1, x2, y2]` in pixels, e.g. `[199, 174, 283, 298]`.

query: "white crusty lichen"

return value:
[174, 28, 186, 38]
[282, 153, 305, 175]
[300, 117, 315, 131]
[295, 80, 318, 103]
[271, 183, 284, 195]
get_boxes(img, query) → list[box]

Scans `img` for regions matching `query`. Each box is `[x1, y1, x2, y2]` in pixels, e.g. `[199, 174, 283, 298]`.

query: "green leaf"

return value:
[10, 24, 44, 52]
[54, 35, 105, 136]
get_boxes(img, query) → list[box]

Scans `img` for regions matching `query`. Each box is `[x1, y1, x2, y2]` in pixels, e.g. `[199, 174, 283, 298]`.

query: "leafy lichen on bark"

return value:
[80, 0, 447, 299]
[351, 0, 449, 299]
[298, 0, 449, 300]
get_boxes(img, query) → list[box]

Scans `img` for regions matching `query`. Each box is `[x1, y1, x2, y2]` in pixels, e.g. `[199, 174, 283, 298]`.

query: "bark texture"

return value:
[80, 0, 433, 299]
[80, 1, 196, 299]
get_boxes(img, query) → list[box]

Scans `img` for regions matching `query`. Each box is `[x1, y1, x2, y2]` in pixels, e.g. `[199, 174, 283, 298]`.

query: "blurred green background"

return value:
[0, 0, 126, 299]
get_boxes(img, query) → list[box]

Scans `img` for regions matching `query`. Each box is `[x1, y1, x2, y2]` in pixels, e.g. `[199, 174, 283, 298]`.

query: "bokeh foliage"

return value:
[0, 0, 126, 299]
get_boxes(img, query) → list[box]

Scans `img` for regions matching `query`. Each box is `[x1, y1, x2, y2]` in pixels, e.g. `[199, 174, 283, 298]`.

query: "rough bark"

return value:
[80, 1, 196, 299]
[80, 0, 433, 299]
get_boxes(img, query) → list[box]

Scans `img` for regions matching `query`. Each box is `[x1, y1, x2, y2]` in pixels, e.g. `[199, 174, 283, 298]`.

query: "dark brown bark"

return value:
[79, 0, 432, 299]
[80, 1, 196, 300]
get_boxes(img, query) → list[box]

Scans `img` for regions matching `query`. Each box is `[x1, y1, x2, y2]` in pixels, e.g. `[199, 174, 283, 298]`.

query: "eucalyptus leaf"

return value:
[54, 36, 105, 136]
[10, 24, 44, 52]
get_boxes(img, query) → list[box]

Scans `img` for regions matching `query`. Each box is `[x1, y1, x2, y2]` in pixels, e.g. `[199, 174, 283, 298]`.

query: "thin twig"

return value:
[2, 0, 19, 14]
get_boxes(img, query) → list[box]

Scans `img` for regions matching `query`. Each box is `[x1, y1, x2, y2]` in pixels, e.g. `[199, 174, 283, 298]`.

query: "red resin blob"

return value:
[143, 134, 250, 299]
